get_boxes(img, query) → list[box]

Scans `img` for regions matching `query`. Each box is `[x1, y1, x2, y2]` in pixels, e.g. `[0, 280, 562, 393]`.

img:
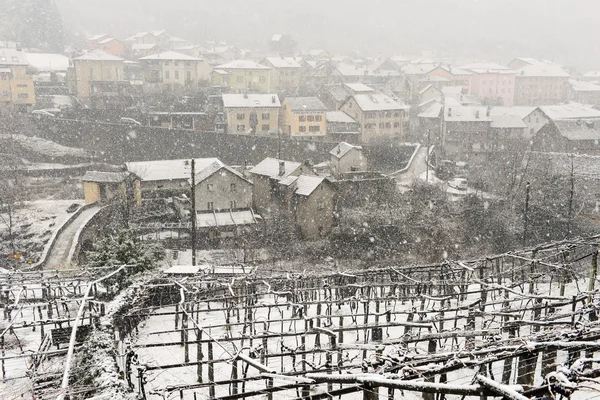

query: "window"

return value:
[393, 112, 399, 117]
[237, 124, 245, 132]
[482, 80, 486, 84]
[17, 93, 28, 98]
[236, 75, 244, 83]
[174, 61, 179, 66]
[230, 200, 237, 209]
[394, 122, 400, 128]
[12, 57, 18, 62]
[165, 71, 170, 79]
[259, 75, 266, 83]
[315, 115, 322, 121]
[299, 126, 306, 132]
[299, 115, 306, 122]
[174, 71, 179, 80]
[262, 113, 270, 120]
[309, 126, 320, 132]
[0, 75, 5, 80]
[262, 124, 270, 131]
[207, 202, 214, 210]
[89, 68, 94, 80]
[230, 183, 237, 192]
[307, 115, 315, 122]
[385, 122, 391, 128]
[379, 122, 384, 129]
[207, 184, 214, 191]
[16, 84, 27, 88]
[384, 112, 391, 118]
[237, 113, 245, 120]
[0, 57, 6, 62]
[186, 71, 191, 81]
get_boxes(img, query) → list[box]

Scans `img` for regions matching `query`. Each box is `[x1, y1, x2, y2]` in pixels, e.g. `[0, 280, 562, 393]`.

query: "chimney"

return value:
[278, 160, 285, 176]
[475, 110, 480, 119]
[272, 95, 276, 104]
[447, 107, 452, 117]
[486, 107, 491, 117]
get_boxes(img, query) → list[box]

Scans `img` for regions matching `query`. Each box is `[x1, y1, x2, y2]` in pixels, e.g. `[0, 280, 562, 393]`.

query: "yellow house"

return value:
[0, 48, 35, 110]
[281, 97, 327, 138]
[260, 57, 301, 93]
[211, 60, 272, 93]
[138, 51, 212, 93]
[222, 93, 281, 135]
[82, 171, 141, 206]
[70, 49, 127, 108]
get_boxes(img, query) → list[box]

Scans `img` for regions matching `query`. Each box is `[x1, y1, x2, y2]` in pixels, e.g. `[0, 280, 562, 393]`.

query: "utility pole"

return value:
[425, 129, 431, 183]
[523, 182, 531, 246]
[190, 159, 197, 266]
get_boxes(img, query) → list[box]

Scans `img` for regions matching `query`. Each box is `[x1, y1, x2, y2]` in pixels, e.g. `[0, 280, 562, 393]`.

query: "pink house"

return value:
[460, 63, 516, 106]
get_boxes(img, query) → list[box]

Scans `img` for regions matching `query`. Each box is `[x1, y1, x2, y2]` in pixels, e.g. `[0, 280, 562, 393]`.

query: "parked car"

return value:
[32, 109, 56, 118]
[448, 178, 468, 191]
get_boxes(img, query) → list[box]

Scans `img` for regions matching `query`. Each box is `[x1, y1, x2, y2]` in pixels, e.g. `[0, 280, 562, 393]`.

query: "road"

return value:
[393, 146, 430, 189]
[45, 206, 102, 268]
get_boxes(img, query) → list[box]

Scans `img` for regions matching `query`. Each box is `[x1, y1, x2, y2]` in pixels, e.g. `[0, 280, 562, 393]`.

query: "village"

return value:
[3, 1, 600, 399]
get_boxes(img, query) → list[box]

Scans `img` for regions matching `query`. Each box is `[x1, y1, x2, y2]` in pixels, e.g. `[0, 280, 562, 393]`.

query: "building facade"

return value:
[211, 60, 273, 93]
[222, 93, 281, 135]
[513, 64, 570, 106]
[460, 63, 516, 106]
[260, 57, 301, 93]
[0, 48, 35, 109]
[281, 97, 327, 138]
[139, 51, 212, 92]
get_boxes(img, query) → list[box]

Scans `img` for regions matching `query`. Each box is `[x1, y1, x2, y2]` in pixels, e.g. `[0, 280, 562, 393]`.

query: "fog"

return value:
[56, 0, 600, 70]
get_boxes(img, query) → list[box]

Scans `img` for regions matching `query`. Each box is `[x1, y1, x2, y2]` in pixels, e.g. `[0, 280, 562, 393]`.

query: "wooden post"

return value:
[589, 251, 598, 300]
[183, 305, 189, 363]
[196, 329, 203, 383]
[363, 383, 378, 400]
[208, 340, 215, 399]
[175, 303, 180, 329]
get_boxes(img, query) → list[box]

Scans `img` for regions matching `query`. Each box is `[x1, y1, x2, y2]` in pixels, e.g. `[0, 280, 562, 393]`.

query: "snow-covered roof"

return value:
[515, 64, 570, 78]
[82, 171, 131, 183]
[352, 93, 410, 111]
[0, 48, 28, 65]
[489, 106, 537, 119]
[284, 97, 327, 112]
[445, 106, 492, 122]
[193, 160, 250, 185]
[139, 51, 202, 61]
[292, 175, 326, 196]
[442, 86, 464, 95]
[222, 94, 281, 108]
[25, 53, 69, 71]
[215, 60, 270, 70]
[321, 84, 351, 102]
[249, 157, 301, 180]
[418, 103, 443, 119]
[419, 84, 438, 95]
[88, 34, 108, 42]
[527, 151, 600, 178]
[263, 57, 301, 68]
[164, 265, 204, 274]
[126, 158, 221, 182]
[343, 82, 374, 93]
[402, 64, 436, 75]
[554, 120, 600, 141]
[74, 49, 124, 62]
[490, 115, 527, 129]
[131, 44, 157, 51]
[98, 37, 119, 45]
[271, 33, 283, 42]
[326, 111, 356, 124]
[330, 142, 362, 159]
[197, 210, 258, 228]
[459, 63, 514, 74]
[433, 65, 472, 76]
[583, 71, 600, 79]
[540, 104, 600, 120]
[569, 79, 600, 92]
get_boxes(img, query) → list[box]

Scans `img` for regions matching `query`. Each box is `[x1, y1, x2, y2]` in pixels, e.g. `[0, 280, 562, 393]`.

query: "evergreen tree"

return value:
[18, 0, 65, 52]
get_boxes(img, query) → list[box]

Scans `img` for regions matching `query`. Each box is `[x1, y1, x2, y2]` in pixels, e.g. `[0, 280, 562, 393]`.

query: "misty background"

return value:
[54, 0, 599, 71]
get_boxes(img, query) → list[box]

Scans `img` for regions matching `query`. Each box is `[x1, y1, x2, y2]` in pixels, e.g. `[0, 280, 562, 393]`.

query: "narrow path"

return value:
[45, 206, 101, 268]
[393, 146, 430, 188]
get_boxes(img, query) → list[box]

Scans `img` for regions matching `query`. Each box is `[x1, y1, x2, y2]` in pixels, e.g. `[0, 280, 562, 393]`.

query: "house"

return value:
[125, 157, 223, 195]
[269, 34, 298, 57]
[211, 60, 273, 93]
[248, 158, 335, 239]
[304, 50, 331, 60]
[568, 80, 600, 106]
[317, 84, 352, 110]
[326, 111, 360, 143]
[0, 48, 35, 110]
[426, 65, 473, 94]
[89, 36, 125, 57]
[534, 119, 600, 154]
[138, 51, 212, 92]
[69, 49, 131, 108]
[131, 43, 159, 58]
[508, 57, 561, 71]
[419, 84, 443, 105]
[82, 171, 141, 206]
[513, 64, 570, 106]
[539, 103, 600, 121]
[340, 92, 411, 143]
[125, 30, 172, 49]
[329, 142, 367, 177]
[260, 57, 301, 92]
[222, 93, 281, 135]
[459, 63, 516, 106]
[581, 71, 600, 82]
[280, 97, 327, 138]
[489, 106, 548, 137]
